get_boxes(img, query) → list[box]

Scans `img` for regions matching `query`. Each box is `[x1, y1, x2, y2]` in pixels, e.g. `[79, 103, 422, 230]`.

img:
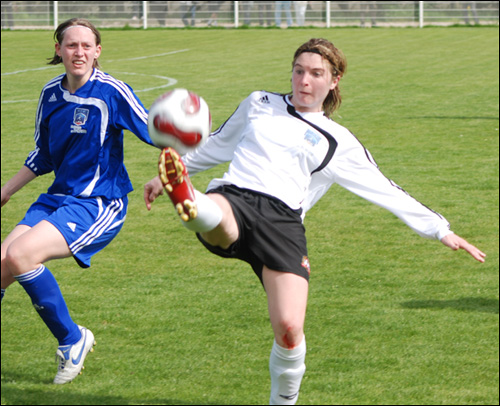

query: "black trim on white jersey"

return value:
[284, 96, 338, 174]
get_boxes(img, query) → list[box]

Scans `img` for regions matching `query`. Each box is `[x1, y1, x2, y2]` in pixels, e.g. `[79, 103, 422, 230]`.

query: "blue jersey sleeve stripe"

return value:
[93, 70, 148, 124]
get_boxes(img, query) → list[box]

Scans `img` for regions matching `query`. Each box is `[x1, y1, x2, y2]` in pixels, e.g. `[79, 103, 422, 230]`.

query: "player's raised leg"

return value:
[158, 147, 223, 233]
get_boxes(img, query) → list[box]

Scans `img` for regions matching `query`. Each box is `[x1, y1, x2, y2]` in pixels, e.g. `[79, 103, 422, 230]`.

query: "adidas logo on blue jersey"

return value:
[258, 95, 270, 104]
[49, 93, 57, 102]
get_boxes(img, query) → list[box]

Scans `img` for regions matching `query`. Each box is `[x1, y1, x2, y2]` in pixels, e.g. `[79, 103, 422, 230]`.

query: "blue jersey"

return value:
[25, 68, 155, 199]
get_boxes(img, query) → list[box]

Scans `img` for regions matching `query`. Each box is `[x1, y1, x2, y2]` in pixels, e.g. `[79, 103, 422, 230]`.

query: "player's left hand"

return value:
[441, 233, 486, 263]
[144, 175, 164, 211]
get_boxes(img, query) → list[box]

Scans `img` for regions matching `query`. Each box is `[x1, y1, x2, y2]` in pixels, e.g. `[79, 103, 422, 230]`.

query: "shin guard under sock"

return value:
[181, 190, 223, 233]
[269, 337, 306, 405]
[15, 265, 81, 345]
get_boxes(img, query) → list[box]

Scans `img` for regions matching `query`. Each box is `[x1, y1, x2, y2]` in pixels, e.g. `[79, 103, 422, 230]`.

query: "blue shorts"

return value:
[18, 193, 128, 268]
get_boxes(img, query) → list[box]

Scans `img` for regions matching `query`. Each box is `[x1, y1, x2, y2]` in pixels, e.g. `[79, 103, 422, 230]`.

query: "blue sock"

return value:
[15, 265, 81, 346]
[1, 288, 5, 301]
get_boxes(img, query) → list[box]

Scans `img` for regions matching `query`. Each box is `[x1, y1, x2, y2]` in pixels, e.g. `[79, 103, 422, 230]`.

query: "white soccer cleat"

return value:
[53, 325, 96, 384]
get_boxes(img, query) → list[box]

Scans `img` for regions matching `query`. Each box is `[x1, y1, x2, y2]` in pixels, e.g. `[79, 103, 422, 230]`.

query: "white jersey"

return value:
[183, 91, 451, 240]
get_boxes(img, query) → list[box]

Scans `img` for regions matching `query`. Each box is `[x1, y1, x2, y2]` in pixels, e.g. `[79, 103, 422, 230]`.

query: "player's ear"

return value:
[330, 75, 340, 90]
[94, 44, 102, 59]
[55, 42, 62, 57]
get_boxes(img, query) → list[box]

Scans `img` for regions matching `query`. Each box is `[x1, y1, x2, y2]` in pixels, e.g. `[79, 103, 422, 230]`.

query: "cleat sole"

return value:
[158, 147, 197, 222]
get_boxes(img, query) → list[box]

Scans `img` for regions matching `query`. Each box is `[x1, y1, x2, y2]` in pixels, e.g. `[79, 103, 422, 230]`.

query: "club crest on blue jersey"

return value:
[71, 108, 89, 134]
[74, 108, 89, 126]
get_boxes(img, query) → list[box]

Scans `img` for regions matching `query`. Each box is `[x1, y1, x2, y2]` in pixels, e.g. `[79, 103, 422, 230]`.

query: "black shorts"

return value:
[196, 185, 310, 284]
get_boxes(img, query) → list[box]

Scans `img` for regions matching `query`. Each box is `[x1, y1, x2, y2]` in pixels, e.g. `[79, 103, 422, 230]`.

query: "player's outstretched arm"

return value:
[441, 233, 486, 263]
[1, 166, 37, 207]
[144, 175, 164, 211]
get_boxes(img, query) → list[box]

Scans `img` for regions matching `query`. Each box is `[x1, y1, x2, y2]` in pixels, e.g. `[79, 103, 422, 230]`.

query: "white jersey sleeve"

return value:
[305, 126, 452, 240]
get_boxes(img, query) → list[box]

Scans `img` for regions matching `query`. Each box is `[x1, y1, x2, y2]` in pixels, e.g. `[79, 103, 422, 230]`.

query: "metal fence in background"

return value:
[1, 1, 499, 30]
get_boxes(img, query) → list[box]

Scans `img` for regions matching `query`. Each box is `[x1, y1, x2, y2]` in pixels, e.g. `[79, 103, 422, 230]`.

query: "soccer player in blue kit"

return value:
[1, 18, 155, 384]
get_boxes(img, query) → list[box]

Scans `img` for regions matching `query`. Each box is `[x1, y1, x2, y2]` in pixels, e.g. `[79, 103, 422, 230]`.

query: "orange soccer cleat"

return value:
[158, 147, 198, 222]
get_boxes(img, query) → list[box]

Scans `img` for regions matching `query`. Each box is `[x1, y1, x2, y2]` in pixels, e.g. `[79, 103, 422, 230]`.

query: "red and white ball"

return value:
[148, 88, 211, 155]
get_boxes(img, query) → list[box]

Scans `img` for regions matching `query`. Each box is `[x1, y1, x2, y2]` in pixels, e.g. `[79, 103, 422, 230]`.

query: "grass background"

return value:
[1, 26, 499, 405]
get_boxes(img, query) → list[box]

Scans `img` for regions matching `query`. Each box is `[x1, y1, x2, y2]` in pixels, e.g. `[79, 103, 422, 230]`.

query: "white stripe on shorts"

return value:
[69, 198, 124, 254]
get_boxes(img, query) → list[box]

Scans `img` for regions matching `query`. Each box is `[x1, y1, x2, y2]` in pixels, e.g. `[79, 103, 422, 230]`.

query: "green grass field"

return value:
[1, 26, 499, 405]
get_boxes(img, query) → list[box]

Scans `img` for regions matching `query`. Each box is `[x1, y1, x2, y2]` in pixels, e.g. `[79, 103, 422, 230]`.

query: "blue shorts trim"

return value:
[18, 194, 128, 268]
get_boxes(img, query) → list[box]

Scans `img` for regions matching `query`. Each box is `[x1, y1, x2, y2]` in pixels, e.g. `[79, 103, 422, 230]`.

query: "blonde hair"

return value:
[292, 38, 347, 117]
[47, 18, 101, 69]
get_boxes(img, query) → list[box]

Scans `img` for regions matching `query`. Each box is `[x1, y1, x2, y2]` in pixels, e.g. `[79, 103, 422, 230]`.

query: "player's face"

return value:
[291, 52, 338, 113]
[56, 26, 101, 88]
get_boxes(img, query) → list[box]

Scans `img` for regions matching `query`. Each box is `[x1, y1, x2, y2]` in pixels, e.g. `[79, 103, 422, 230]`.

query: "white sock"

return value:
[181, 190, 223, 233]
[269, 337, 306, 405]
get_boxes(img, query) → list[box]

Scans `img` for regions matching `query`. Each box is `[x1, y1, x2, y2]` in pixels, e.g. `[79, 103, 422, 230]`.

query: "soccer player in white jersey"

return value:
[144, 38, 486, 404]
[1, 18, 156, 384]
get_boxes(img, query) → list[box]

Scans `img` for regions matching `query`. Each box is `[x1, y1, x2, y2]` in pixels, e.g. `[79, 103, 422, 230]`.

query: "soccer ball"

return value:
[148, 88, 211, 154]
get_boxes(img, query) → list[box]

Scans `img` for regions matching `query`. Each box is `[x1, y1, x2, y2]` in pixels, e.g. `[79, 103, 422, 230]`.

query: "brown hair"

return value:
[292, 38, 347, 117]
[47, 18, 101, 69]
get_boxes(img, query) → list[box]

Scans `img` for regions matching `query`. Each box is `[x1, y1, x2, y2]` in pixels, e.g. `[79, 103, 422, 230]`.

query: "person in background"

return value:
[258, 1, 273, 26]
[462, 1, 479, 24]
[207, 0, 225, 26]
[360, 1, 377, 27]
[275, 0, 293, 28]
[294, 1, 308, 27]
[181, 1, 198, 26]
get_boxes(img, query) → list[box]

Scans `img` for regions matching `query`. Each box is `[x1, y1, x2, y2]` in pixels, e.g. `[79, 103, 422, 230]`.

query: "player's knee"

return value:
[4, 242, 31, 275]
[277, 320, 303, 349]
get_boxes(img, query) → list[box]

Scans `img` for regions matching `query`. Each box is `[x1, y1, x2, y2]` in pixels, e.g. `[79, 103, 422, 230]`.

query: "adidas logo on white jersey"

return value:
[258, 95, 270, 104]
